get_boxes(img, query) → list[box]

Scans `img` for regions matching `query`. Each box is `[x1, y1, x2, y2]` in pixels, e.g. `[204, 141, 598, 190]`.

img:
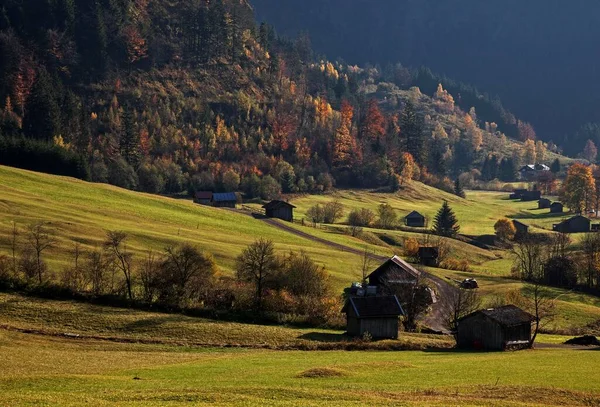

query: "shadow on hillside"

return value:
[298, 332, 349, 342]
[123, 315, 186, 331]
[508, 212, 567, 220]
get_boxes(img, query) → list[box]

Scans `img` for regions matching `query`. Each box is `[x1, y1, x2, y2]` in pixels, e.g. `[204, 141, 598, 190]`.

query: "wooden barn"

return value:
[342, 295, 404, 339]
[509, 189, 527, 200]
[550, 202, 564, 213]
[418, 247, 439, 267]
[457, 305, 535, 351]
[538, 198, 551, 209]
[194, 191, 213, 205]
[520, 190, 541, 202]
[553, 215, 590, 233]
[262, 200, 296, 222]
[212, 192, 238, 208]
[404, 211, 426, 227]
[512, 220, 529, 237]
[367, 255, 421, 287]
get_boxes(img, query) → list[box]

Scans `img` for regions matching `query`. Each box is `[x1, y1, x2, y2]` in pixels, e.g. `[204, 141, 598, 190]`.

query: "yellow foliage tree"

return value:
[494, 218, 516, 241]
[399, 152, 416, 184]
[560, 163, 596, 213]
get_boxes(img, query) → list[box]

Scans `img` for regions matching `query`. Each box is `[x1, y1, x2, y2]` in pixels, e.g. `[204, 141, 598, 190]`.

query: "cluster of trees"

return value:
[0, 221, 338, 324]
[0, 0, 555, 199]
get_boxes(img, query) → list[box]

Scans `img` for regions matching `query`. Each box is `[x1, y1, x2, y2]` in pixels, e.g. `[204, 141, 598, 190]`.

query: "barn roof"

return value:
[539, 198, 551, 203]
[558, 215, 590, 226]
[367, 255, 421, 280]
[342, 295, 404, 318]
[461, 305, 535, 327]
[512, 220, 528, 229]
[551, 201, 563, 207]
[195, 191, 213, 200]
[213, 192, 237, 202]
[405, 210, 424, 219]
[262, 200, 296, 210]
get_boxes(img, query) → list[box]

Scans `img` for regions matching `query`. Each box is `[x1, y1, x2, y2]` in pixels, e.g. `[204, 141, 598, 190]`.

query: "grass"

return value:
[1, 328, 599, 406]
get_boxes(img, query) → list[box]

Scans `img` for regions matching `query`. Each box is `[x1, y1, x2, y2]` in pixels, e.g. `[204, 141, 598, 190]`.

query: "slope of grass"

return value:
[1, 328, 599, 406]
[0, 165, 367, 286]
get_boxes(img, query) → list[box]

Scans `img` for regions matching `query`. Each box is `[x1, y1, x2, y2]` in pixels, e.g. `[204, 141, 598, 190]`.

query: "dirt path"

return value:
[251, 214, 456, 333]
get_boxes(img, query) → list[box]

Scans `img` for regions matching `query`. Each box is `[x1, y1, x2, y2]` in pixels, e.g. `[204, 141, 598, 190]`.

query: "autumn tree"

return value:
[494, 218, 516, 242]
[517, 120, 536, 141]
[560, 163, 596, 213]
[377, 203, 397, 229]
[523, 139, 536, 164]
[360, 98, 385, 147]
[323, 200, 344, 224]
[583, 139, 598, 163]
[332, 100, 358, 169]
[398, 152, 415, 184]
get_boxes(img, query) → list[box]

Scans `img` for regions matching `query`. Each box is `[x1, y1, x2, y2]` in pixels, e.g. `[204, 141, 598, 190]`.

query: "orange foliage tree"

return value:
[560, 163, 596, 213]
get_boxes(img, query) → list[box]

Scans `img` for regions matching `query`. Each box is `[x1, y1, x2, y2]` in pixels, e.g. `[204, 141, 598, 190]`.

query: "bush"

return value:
[347, 208, 375, 227]
[323, 200, 344, 224]
[404, 237, 420, 261]
[440, 258, 471, 272]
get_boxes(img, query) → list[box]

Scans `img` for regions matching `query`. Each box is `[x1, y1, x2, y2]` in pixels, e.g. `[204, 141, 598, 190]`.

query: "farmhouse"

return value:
[212, 192, 238, 208]
[550, 202, 564, 213]
[509, 189, 527, 199]
[342, 295, 404, 339]
[262, 200, 296, 222]
[367, 255, 421, 287]
[418, 247, 439, 267]
[538, 198, 551, 209]
[512, 220, 529, 237]
[194, 191, 213, 205]
[520, 190, 541, 202]
[404, 211, 426, 227]
[553, 215, 590, 233]
[519, 164, 550, 181]
[457, 305, 535, 351]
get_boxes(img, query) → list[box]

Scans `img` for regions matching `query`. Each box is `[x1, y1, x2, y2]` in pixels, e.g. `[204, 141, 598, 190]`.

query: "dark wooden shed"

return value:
[512, 220, 529, 237]
[405, 211, 426, 227]
[367, 255, 420, 287]
[553, 215, 590, 233]
[521, 190, 541, 202]
[262, 200, 296, 222]
[457, 305, 535, 351]
[509, 189, 527, 200]
[418, 247, 439, 267]
[550, 202, 564, 213]
[538, 198, 551, 209]
[194, 191, 213, 205]
[212, 192, 238, 208]
[342, 295, 404, 339]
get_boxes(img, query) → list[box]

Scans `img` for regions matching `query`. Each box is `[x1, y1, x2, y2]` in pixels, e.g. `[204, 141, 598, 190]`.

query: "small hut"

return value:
[262, 200, 296, 222]
[538, 198, 551, 209]
[404, 211, 425, 227]
[367, 255, 420, 287]
[553, 215, 590, 233]
[342, 295, 404, 339]
[212, 192, 238, 208]
[194, 191, 213, 205]
[550, 202, 564, 214]
[512, 220, 529, 237]
[509, 189, 527, 200]
[456, 305, 535, 351]
[521, 190, 541, 202]
[418, 247, 439, 267]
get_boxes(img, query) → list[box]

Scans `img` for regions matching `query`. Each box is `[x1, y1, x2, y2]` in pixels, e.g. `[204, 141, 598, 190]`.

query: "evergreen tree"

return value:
[433, 200, 460, 237]
[22, 68, 60, 141]
[120, 107, 140, 167]
[280, 169, 295, 193]
[454, 178, 466, 198]
[399, 101, 426, 165]
[499, 157, 518, 181]
[551, 158, 561, 174]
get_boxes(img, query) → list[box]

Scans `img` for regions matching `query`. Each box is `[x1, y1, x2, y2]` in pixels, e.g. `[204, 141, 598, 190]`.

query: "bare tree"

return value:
[549, 232, 571, 258]
[419, 234, 450, 264]
[381, 271, 433, 331]
[104, 231, 134, 299]
[511, 236, 546, 281]
[359, 247, 374, 285]
[85, 249, 108, 296]
[507, 283, 556, 348]
[26, 222, 55, 284]
[62, 242, 85, 292]
[139, 251, 160, 303]
[10, 222, 18, 275]
[444, 288, 481, 339]
[236, 238, 279, 310]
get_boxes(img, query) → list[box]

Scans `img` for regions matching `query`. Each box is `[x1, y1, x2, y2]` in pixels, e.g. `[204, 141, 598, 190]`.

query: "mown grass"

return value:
[1, 328, 599, 406]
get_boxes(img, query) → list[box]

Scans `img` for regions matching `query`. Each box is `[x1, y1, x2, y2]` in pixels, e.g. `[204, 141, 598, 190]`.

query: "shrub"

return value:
[347, 208, 375, 227]
[404, 237, 420, 261]
[440, 258, 471, 272]
[494, 218, 516, 241]
[323, 200, 344, 224]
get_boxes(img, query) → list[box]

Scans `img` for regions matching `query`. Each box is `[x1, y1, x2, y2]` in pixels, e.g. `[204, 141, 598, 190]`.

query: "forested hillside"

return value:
[252, 0, 600, 155]
[0, 0, 566, 197]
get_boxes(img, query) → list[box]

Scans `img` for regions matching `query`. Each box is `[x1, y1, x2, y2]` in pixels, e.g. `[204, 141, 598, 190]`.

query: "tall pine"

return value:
[400, 101, 426, 165]
[433, 200, 460, 237]
[22, 68, 60, 141]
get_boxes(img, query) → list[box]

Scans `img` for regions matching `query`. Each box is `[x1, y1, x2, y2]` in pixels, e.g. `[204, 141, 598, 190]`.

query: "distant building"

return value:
[509, 189, 527, 200]
[457, 305, 535, 351]
[512, 220, 529, 237]
[550, 202, 564, 214]
[538, 198, 551, 209]
[367, 255, 421, 287]
[194, 191, 213, 205]
[417, 247, 439, 267]
[520, 190, 541, 202]
[404, 211, 426, 228]
[519, 164, 550, 181]
[262, 200, 296, 222]
[212, 192, 238, 208]
[342, 295, 404, 339]
[553, 215, 590, 234]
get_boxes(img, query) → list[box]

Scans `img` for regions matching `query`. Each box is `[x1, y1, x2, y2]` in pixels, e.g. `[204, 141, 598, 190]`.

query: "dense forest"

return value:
[253, 0, 600, 156]
[0, 0, 566, 197]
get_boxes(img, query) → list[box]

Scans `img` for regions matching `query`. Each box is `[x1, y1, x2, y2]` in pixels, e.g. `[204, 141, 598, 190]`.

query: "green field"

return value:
[0, 292, 599, 407]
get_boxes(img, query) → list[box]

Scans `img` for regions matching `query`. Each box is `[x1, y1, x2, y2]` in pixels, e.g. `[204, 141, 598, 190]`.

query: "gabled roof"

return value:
[460, 305, 535, 327]
[342, 295, 404, 318]
[551, 201, 563, 207]
[520, 164, 536, 171]
[262, 200, 296, 210]
[512, 220, 528, 229]
[367, 255, 421, 280]
[535, 164, 550, 171]
[405, 210, 424, 219]
[558, 215, 590, 225]
[213, 192, 237, 202]
[195, 191, 213, 200]
[539, 198, 551, 203]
